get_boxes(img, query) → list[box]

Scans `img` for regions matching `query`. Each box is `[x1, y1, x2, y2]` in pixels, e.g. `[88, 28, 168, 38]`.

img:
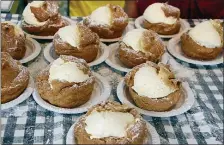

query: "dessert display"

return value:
[181, 20, 223, 60]
[1, 1, 222, 144]
[83, 4, 128, 39]
[74, 101, 148, 144]
[125, 62, 182, 112]
[1, 52, 30, 103]
[1, 21, 26, 60]
[53, 24, 100, 63]
[143, 3, 181, 35]
[22, 1, 69, 36]
[118, 29, 165, 68]
[35, 55, 95, 108]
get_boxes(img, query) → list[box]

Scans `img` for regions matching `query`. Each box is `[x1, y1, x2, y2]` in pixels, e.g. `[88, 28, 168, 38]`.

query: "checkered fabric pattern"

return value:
[1, 13, 223, 144]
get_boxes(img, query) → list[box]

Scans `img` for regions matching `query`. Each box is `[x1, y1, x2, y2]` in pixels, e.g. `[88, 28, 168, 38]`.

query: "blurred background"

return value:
[1, 0, 69, 16]
[1, 0, 224, 18]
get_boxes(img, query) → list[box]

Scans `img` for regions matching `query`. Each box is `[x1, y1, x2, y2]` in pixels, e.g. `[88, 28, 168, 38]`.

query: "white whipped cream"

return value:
[143, 3, 177, 25]
[22, 1, 47, 26]
[90, 6, 111, 26]
[85, 111, 135, 139]
[58, 25, 80, 47]
[122, 29, 146, 52]
[188, 21, 222, 48]
[132, 66, 176, 99]
[48, 58, 89, 86]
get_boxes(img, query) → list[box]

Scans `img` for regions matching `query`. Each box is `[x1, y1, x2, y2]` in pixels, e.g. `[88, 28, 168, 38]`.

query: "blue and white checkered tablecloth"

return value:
[1, 13, 223, 144]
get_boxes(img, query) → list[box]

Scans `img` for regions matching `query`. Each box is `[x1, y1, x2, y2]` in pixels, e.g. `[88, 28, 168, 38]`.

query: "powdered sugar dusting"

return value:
[33, 72, 111, 114]
[114, 17, 126, 23]
[86, 16, 109, 27]
[86, 4, 128, 28]
[73, 101, 149, 143]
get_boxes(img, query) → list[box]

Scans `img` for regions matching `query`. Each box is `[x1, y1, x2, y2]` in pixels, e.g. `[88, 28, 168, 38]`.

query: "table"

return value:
[1, 13, 223, 144]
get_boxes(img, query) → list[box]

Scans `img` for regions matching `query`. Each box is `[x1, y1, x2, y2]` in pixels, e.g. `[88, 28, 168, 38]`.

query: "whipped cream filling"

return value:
[188, 21, 222, 48]
[85, 111, 135, 139]
[48, 58, 89, 87]
[22, 1, 47, 26]
[90, 6, 112, 26]
[132, 66, 176, 99]
[143, 3, 177, 25]
[58, 25, 80, 47]
[122, 29, 146, 53]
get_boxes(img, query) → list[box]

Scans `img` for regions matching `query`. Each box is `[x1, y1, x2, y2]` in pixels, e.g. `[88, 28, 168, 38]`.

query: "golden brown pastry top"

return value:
[109, 4, 128, 28]
[38, 55, 94, 91]
[56, 55, 91, 75]
[1, 21, 24, 36]
[125, 62, 180, 90]
[161, 3, 180, 19]
[1, 22, 26, 52]
[54, 23, 100, 49]
[187, 20, 223, 49]
[121, 29, 165, 62]
[78, 24, 100, 47]
[143, 3, 180, 25]
[74, 101, 148, 143]
[86, 101, 141, 114]
[30, 1, 59, 22]
[1, 52, 21, 87]
[141, 30, 165, 53]
[22, 1, 68, 28]
[85, 4, 128, 28]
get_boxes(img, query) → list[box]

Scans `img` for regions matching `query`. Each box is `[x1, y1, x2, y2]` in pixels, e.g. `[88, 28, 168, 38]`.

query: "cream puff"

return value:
[22, 1, 69, 36]
[1, 21, 26, 60]
[83, 4, 128, 39]
[118, 29, 165, 68]
[53, 24, 100, 63]
[35, 56, 95, 108]
[125, 62, 181, 112]
[143, 3, 181, 35]
[1, 52, 29, 103]
[181, 20, 223, 60]
[74, 101, 148, 144]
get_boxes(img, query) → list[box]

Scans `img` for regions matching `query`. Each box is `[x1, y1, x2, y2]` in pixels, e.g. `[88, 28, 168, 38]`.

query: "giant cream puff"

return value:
[125, 62, 181, 112]
[83, 4, 128, 39]
[143, 3, 181, 35]
[181, 20, 223, 60]
[53, 24, 100, 63]
[118, 29, 165, 68]
[22, 1, 69, 36]
[74, 101, 148, 144]
[35, 56, 95, 108]
[1, 21, 26, 60]
[1, 52, 29, 103]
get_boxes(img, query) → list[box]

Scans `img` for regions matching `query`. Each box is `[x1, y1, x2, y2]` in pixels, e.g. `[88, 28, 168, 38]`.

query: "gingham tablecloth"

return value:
[1, 13, 223, 144]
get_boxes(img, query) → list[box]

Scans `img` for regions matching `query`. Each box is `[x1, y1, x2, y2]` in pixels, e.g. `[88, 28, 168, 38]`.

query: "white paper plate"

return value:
[1, 77, 34, 110]
[167, 31, 224, 65]
[100, 22, 134, 42]
[44, 42, 109, 66]
[32, 73, 111, 114]
[135, 16, 190, 38]
[66, 117, 160, 144]
[117, 80, 195, 117]
[19, 37, 41, 64]
[105, 43, 169, 72]
[18, 16, 75, 40]
[105, 43, 131, 72]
